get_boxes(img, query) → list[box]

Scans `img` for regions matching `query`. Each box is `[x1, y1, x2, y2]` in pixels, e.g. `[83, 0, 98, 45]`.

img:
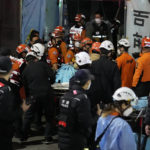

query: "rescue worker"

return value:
[48, 31, 65, 71]
[69, 13, 86, 45]
[58, 69, 93, 150]
[132, 37, 150, 97]
[80, 37, 93, 53]
[90, 42, 101, 61]
[22, 51, 55, 143]
[65, 33, 82, 64]
[116, 39, 136, 87]
[75, 51, 92, 69]
[86, 12, 110, 42]
[54, 26, 67, 60]
[0, 56, 29, 149]
[89, 40, 121, 104]
[16, 44, 30, 59]
[95, 87, 137, 150]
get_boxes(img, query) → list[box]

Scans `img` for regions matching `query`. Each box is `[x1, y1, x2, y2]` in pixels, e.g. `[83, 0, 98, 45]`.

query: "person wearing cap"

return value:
[21, 51, 55, 143]
[90, 40, 121, 105]
[58, 69, 93, 150]
[116, 39, 136, 88]
[0, 56, 29, 149]
[95, 87, 137, 150]
[132, 37, 150, 97]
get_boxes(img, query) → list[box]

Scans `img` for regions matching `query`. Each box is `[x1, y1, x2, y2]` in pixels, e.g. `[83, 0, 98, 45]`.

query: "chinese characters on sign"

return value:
[133, 10, 150, 48]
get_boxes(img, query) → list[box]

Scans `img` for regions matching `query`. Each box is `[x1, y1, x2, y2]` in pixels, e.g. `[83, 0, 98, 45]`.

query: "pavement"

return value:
[13, 133, 59, 150]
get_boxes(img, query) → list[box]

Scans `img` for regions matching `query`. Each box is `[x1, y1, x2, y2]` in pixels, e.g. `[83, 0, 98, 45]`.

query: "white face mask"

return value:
[75, 41, 80, 48]
[95, 18, 101, 24]
[123, 106, 133, 117]
[86, 80, 91, 90]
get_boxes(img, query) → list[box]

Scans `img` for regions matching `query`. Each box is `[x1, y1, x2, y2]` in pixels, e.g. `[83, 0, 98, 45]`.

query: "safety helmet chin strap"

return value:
[114, 101, 131, 116]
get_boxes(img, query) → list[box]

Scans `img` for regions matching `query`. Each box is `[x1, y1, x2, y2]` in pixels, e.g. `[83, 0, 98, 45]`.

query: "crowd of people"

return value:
[0, 11, 150, 150]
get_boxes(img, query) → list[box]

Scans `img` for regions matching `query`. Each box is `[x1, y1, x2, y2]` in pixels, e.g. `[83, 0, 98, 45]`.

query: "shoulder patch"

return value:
[67, 54, 71, 58]
[0, 82, 5, 88]
[53, 51, 57, 55]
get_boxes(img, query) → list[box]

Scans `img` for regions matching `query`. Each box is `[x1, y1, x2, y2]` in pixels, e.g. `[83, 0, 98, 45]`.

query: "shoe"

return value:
[42, 137, 53, 144]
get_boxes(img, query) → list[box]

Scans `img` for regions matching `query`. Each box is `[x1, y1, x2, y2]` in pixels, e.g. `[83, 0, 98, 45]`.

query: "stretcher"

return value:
[51, 83, 69, 97]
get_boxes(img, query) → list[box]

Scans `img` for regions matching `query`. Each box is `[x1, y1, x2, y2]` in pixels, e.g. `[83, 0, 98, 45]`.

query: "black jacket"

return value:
[89, 55, 121, 104]
[22, 61, 55, 98]
[0, 78, 21, 138]
[58, 78, 93, 150]
[145, 97, 150, 125]
[86, 21, 110, 40]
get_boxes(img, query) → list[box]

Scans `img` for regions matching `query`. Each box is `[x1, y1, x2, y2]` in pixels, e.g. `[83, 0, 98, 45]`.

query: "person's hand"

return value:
[21, 100, 31, 112]
[145, 125, 150, 136]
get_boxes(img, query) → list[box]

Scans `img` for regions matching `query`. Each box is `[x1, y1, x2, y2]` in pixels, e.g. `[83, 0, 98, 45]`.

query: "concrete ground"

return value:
[13, 135, 59, 150]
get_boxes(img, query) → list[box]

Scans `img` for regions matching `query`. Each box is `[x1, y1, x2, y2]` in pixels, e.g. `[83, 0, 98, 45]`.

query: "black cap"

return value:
[74, 69, 94, 85]
[0, 56, 12, 74]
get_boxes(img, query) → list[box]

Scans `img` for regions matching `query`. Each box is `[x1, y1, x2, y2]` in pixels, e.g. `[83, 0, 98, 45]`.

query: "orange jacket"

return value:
[60, 41, 67, 59]
[48, 47, 59, 65]
[132, 52, 150, 87]
[65, 49, 74, 64]
[116, 53, 136, 87]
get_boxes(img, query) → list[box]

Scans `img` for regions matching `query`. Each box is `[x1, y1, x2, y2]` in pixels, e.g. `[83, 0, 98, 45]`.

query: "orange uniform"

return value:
[60, 41, 67, 59]
[132, 52, 150, 87]
[65, 49, 74, 64]
[48, 47, 59, 65]
[116, 53, 136, 87]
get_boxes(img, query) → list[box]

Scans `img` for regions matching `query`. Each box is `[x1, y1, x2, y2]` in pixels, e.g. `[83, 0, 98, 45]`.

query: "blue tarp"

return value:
[21, 0, 46, 43]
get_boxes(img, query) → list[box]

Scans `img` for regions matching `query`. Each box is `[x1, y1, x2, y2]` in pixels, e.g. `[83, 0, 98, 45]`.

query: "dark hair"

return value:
[30, 30, 39, 36]
[78, 64, 91, 70]
[94, 11, 103, 17]
[26, 55, 37, 63]
[100, 48, 110, 55]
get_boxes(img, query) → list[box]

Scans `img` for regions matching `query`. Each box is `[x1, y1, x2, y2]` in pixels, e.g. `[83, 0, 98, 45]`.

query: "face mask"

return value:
[123, 106, 133, 117]
[95, 18, 101, 24]
[86, 80, 91, 90]
[75, 41, 80, 48]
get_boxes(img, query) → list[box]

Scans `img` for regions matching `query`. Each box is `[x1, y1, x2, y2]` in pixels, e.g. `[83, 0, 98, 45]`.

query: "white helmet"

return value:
[31, 43, 45, 58]
[117, 38, 130, 47]
[113, 87, 138, 106]
[75, 52, 92, 66]
[100, 40, 114, 51]
[26, 51, 41, 60]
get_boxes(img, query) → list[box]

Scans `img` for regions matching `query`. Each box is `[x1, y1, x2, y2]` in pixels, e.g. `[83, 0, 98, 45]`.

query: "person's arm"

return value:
[145, 97, 150, 135]
[76, 95, 93, 130]
[132, 59, 143, 87]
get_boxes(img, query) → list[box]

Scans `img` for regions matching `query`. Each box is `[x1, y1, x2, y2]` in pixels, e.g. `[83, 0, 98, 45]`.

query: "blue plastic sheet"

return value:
[21, 0, 46, 43]
[55, 64, 77, 83]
